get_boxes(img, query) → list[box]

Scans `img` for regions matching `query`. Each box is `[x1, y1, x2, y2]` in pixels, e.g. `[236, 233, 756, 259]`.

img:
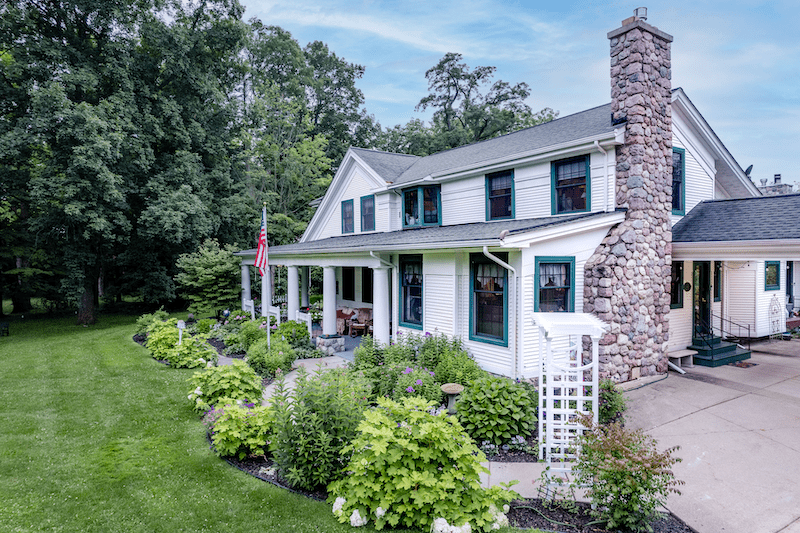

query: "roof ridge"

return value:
[350, 146, 420, 159]
[697, 192, 800, 204]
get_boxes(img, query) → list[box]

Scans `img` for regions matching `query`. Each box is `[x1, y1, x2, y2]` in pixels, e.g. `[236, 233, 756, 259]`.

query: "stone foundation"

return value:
[316, 334, 345, 356]
[584, 16, 673, 383]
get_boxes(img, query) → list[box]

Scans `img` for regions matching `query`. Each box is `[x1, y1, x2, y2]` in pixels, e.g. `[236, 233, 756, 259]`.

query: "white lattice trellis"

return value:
[532, 312, 608, 498]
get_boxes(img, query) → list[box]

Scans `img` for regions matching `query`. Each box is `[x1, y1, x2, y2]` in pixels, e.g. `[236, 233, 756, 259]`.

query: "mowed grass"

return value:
[0, 314, 365, 533]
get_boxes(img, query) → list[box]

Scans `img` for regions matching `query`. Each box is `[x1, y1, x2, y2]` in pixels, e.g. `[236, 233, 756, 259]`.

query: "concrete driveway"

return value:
[625, 339, 800, 533]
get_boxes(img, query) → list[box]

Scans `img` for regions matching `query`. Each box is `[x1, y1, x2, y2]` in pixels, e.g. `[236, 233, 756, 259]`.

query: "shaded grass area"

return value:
[0, 314, 377, 533]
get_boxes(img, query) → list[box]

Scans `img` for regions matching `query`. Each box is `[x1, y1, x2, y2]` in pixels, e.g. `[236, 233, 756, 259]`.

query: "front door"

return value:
[693, 261, 711, 336]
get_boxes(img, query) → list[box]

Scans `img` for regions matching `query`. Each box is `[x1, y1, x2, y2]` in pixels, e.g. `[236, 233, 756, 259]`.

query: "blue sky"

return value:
[242, 0, 800, 189]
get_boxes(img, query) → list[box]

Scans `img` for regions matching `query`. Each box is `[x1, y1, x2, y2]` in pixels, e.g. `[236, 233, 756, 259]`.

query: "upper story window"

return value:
[341, 199, 354, 233]
[486, 170, 514, 220]
[535, 258, 575, 312]
[360, 195, 375, 232]
[403, 185, 440, 228]
[670, 261, 684, 308]
[765, 261, 780, 291]
[672, 148, 685, 215]
[552, 155, 590, 215]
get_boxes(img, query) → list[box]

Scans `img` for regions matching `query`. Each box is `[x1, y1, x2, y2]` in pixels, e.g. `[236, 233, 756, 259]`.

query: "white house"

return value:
[237, 12, 800, 383]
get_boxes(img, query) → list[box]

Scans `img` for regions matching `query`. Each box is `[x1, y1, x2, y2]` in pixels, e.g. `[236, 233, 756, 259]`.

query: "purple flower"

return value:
[402, 367, 413, 375]
[429, 371, 435, 376]
[415, 379, 423, 385]
[424, 332, 432, 337]
[406, 386, 415, 393]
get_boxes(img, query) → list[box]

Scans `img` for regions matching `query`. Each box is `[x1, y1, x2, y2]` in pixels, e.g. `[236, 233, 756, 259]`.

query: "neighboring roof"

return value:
[673, 194, 800, 242]
[353, 103, 615, 186]
[239, 211, 621, 256]
[349, 147, 418, 182]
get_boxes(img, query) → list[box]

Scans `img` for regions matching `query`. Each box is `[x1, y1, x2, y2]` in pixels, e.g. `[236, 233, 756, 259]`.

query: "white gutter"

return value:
[482, 246, 521, 379]
[594, 140, 610, 212]
[369, 251, 395, 269]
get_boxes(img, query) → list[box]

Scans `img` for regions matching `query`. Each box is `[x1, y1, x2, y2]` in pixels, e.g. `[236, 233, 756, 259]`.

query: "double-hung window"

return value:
[535, 258, 575, 312]
[360, 195, 375, 232]
[670, 261, 684, 308]
[399, 256, 422, 328]
[470, 253, 508, 345]
[341, 199, 354, 233]
[403, 185, 440, 228]
[672, 148, 685, 215]
[552, 156, 590, 214]
[486, 170, 514, 220]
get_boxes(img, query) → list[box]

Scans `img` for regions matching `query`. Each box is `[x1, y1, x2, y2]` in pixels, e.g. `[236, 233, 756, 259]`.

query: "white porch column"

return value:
[300, 267, 309, 308]
[373, 266, 391, 346]
[241, 264, 251, 310]
[323, 266, 337, 335]
[287, 266, 300, 321]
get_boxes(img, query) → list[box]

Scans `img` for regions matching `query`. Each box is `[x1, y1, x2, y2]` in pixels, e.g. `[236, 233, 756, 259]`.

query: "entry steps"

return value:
[688, 335, 751, 368]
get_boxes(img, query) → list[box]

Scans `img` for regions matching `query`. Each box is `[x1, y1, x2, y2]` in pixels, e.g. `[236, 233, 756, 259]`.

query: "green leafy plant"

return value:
[271, 368, 370, 491]
[327, 397, 517, 532]
[174, 239, 241, 318]
[354, 361, 410, 401]
[145, 319, 180, 360]
[352, 335, 384, 370]
[393, 365, 442, 404]
[274, 320, 312, 349]
[134, 307, 169, 335]
[456, 375, 537, 446]
[434, 350, 485, 386]
[246, 339, 296, 377]
[203, 399, 274, 460]
[235, 320, 270, 351]
[193, 318, 217, 335]
[161, 334, 218, 369]
[187, 360, 264, 413]
[573, 415, 684, 532]
[599, 379, 627, 425]
[417, 332, 462, 369]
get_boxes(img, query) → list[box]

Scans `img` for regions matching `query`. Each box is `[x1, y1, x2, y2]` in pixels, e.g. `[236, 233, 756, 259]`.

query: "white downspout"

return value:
[482, 246, 520, 378]
[594, 140, 610, 212]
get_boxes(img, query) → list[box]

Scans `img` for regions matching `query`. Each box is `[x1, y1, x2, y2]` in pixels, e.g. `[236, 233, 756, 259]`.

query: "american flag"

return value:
[255, 207, 268, 276]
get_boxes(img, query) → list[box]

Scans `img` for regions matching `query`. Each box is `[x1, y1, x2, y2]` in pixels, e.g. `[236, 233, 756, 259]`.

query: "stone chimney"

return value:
[583, 10, 674, 383]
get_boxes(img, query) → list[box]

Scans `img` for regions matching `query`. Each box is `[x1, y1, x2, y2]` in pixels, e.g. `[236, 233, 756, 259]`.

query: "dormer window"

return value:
[552, 156, 590, 214]
[403, 185, 440, 228]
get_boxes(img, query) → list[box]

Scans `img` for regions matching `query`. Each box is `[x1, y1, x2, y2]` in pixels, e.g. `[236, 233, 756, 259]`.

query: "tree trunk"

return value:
[77, 286, 96, 325]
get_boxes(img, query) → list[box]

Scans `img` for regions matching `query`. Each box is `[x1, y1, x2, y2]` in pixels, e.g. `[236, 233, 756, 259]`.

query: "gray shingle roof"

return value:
[673, 194, 800, 242]
[241, 211, 619, 256]
[355, 103, 614, 186]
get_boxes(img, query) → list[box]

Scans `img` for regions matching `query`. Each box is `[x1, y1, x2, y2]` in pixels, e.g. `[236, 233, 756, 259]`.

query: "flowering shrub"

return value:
[456, 376, 537, 446]
[417, 332, 462, 369]
[393, 365, 442, 404]
[203, 399, 273, 460]
[246, 339, 295, 377]
[352, 335, 384, 370]
[270, 368, 370, 491]
[599, 379, 627, 425]
[274, 320, 312, 349]
[327, 397, 516, 532]
[574, 415, 683, 532]
[187, 360, 264, 412]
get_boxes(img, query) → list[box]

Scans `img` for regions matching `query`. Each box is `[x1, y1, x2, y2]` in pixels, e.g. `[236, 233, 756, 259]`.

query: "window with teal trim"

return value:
[487, 170, 514, 220]
[470, 253, 507, 345]
[535, 259, 574, 312]
[670, 261, 684, 308]
[552, 156, 589, 214]
[713, 261, 721, 302]
[400, 256, 422, 328]
[360, 195, 375, 232]
[403, 185, 440, 228]
[672, 148, 685, 215]
[341, 199, 354, 233]
[766, 261, 780, 291]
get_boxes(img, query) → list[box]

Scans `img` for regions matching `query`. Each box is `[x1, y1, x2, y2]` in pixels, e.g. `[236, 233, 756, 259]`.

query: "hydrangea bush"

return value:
[327, 397, 516, 532]
[456, 375, 537, 446]
[187, 360, 264, 412]
[203, 399, 273, 460]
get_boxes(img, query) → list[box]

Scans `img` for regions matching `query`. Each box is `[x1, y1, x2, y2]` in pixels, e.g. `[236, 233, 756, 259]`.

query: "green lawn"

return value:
[0, 314, 373, 532]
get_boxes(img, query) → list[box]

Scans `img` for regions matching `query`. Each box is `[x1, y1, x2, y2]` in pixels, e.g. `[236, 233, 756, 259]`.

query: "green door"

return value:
[693, 261, 712, 336]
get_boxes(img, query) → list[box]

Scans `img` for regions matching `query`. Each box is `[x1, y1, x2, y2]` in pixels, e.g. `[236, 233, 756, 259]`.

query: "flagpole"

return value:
[259, 203, 270, 348]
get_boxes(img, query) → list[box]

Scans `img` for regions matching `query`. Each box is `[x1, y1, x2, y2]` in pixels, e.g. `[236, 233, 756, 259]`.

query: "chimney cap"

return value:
[633, 7, 648, 20]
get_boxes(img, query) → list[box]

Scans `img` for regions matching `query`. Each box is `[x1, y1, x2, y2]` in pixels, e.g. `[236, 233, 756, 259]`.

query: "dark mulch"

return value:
[482, 433, 539, 462]
[133, 333, 147, 345]
[507, 499, 697, 533]
[206, 337, 245, 359]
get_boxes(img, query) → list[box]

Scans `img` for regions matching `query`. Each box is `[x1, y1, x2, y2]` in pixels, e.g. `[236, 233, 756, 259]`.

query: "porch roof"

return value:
[238, 210, 621, 257]
[673, 194, 800, 243]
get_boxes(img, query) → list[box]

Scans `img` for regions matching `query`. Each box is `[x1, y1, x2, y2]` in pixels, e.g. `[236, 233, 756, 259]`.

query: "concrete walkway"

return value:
[626, 338, 800, 533]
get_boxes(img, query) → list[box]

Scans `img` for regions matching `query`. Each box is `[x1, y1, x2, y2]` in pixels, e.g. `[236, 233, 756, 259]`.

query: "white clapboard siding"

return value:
[514, 162, 552, 219]
[755, 261, 786, 337]
[441, 176, 485, 226]
[318, 169, 375, 239]
[668, 261, 693, 351]
[725, 264, 756, 334]
[423, 274, 455, 336]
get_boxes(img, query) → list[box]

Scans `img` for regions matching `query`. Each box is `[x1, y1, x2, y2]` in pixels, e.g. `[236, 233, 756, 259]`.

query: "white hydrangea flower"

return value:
[332, 497, 346, 516]
[188, 394, 193, 400]
[503, 504, 509, 513]
[194, 387, 203, 396]
[432, 518, 450, 533]
[349, 509, 367, 527]
[375, 507, 386, 518]
[236, 399, 243, 405]
[197, 358, 205, 364]
[206, 361, 214, 368]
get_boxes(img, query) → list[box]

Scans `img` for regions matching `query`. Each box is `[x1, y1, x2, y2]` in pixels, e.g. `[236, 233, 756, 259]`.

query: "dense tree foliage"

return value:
[175, 238, 241, 317]
[0, 3, 554, 321]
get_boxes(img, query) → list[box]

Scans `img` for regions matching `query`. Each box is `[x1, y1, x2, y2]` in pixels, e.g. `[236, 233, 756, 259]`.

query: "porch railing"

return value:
[695, 310, 751, 350]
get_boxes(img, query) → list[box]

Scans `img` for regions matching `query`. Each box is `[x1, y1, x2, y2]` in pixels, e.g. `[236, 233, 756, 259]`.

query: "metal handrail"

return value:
[709, 310, 751, 350]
